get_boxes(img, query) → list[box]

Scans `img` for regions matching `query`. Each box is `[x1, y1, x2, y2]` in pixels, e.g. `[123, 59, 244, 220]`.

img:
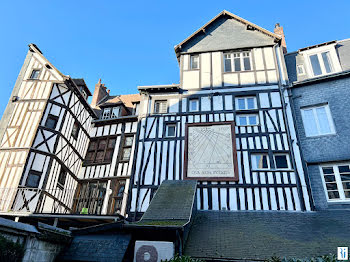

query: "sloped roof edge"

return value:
[174, 10, 281, 55]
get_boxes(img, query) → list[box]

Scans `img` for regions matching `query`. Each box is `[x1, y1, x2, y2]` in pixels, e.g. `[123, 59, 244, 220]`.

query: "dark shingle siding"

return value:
[337, 39, 350, 71]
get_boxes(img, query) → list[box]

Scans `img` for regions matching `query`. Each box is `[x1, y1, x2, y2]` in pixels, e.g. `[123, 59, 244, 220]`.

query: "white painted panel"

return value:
[254, 188, 261, 210]
[223, 73, 238, 86]
[278, 188, 286, 210]
[243, 151, 250, 183]
[270, 188, 277, 210]
[96, 127, 103, 137]
[103, 125, 110, 136]
[259, 93, 270, 108]
[224, 95, 233, 110]
[201, 53, 211, 88]
[160, 141, 168, 184]
[181, 98, 187, 113]
[212, 52, 222, 88]
[168, 141, 175, 180]
[292, 187, 301, 210]
[32, 154, 46, 172]
[255, 136, 261, 149]
[285, 188, 294, 210]
[247, 189, 254, 210]
[254, 48, 265, 70]
[183, 71, 200, 90]
[267, 172, 274, 184]
[240, 72, 255, 85]
[262, 136, 268, 149]
[256, 71, 266, 84]
[168, 98, 179, 113]
[213, 96, 223, 111]
[203, 187, 208, 210]
[212, 187, 219, 210]
[229, 188, 237, 210]
[267, 70, 278, 83]
[226, 113, 234, 121]
[248, 137, 254, 149]
[264, 47, 275, 70]
[201, 96, 211, 111]
[276, 134, 283, 150]
[220, 188, 227, 210]
[270, 92, 282, 107]
[183, 55, 189, 71]
[239, 188, 245, 210]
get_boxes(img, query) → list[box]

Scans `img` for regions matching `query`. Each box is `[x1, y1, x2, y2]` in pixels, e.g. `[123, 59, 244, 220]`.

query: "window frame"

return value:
[29, 69, 40, 80]
[71, 121, 80, 140]
[154, 100, 168, 114]
[235, 96, 257, 111]
[119, 135, 134, 162]
[224, 51, 252, 73]
[251, 153, 270, 170]
[320, 164, 350, 202]
[189, 98, 199, 112]
[236, 114, 259, 126]
[307, 51, 334, 77]
[84, 136, 117, 165]
[273, 153, 291, 170]
[300, 104, 335, 137]
[57, 168, 67, 188]
[25, 170, 42, 188]
[102, 108, 111, 119]
[190, 55, 199, 70]
[45, 114, 59, 130]
[165, 123, 177, 137]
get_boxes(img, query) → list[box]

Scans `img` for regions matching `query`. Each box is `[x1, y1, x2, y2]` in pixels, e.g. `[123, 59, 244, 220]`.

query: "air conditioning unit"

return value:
[134, 241, 174, 262]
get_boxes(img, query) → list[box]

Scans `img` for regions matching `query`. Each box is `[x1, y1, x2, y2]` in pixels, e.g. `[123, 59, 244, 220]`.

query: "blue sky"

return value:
[1, 0, 350, 117]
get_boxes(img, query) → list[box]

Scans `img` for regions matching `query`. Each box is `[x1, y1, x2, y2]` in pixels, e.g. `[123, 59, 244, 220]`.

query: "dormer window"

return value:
[309, 51, 333, 76]
[224, 51, 251, 72]
[102, 107, 120, 119]
[190, 55, 199, 69]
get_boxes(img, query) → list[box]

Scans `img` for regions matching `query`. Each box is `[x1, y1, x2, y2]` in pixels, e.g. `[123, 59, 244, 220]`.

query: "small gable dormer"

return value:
[174, 10, 284, 90]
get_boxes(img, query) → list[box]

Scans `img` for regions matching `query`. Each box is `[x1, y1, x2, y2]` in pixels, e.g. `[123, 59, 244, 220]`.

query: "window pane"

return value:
[275, 155, 289, 169]
[191, 55, 199, 69]
[111, 107, 120, 118]
[30, 70, 40, 79]
[248, 116, 257, 125]
[340, 174, 350, 182]
[45, 116, 58, 129]
[124, 137, 133, 147]
[85, 152, 95, 162]
[88, 141, 97, 151]
[224, 57, 232, 72]
[310, 54, 322, 76]
[243, 57, 251, 71]
[247, 98, 255, 109]
[95, 151, 104, 162]
[326, 183, 338, 190]
[324, 175, 336, 182]
[234, 58, 241, 71]
[345, 191, 350, 198]
[122, 148, 131, 161]
[302, 109, 318, 136]
[108, 138, 116, 149]
[339, 165, 350, 173]
[342, 182, 350, 190]
[321, 52, 332, 73]
[239, 116, 247, 125]
[252, 155, 269, 169]
[104, 149, 113, 161]
[237, 99, 245, 110]
[26, 173, 41, 187]
[328, 191, 340, 199]
[98, 139, 107, 150]
[322, 167, 334, 174]
[117, 185, 125, 197]
[58, 170, 67, 186]
[167, 125, 176, 137]
[190, 99, 198, 111]
[316, 107, 331, 134]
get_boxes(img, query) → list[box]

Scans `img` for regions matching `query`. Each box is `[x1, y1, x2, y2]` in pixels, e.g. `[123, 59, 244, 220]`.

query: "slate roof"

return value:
[99, 94, 140, 109]
[184, 210, 350, 261]
[137, 180, 197, 227]
[60, 233, 131, 262]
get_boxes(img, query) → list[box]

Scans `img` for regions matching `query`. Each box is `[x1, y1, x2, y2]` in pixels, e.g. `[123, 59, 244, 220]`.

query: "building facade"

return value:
[285, 39, 350, 210]
[128, 11, 312, 219]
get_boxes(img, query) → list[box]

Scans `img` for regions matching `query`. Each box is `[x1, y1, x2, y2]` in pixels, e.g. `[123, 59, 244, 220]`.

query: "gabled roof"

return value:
[174, 10, 281, 58]
[99, 94, 141, 108]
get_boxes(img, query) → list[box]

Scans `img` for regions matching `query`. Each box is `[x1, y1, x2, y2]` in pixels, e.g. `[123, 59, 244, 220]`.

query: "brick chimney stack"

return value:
[274, 23, 287, 54]
[91, 78, 109, 108]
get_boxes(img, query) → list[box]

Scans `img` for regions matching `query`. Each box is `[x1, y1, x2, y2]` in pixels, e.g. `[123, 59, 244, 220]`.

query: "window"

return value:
[120, 136, 133, 161]
[111, 107, 120, 118]
[189, 99, 199, 112]
[274, 154, 290, 169]
[166, 124, 176, 137]
[84, 137, 117, 165]
[154, 100, 167, 114]
[235, 97, 257, 110]
[45, 114, 59, 129]
[236, 114, 259, 126]
[102, 108, 111, 119]
[321, 164, 350, 201]
[133, 103, 140, 115]
[190, 55, 199, 69]
[110, 180, 126, 214]
[73, 181, 107, 215]
[30, 69, 40, 79]
[301, 104, 335, 137]
[71, 121, 80, 139]
[57, 168, 67, 188]
[296, 64, 305, 75]
[25, 171, 41, 188]
[251, 154, 270, 170]
[224, 51, 251, 72]
[309, 51, 333, 76]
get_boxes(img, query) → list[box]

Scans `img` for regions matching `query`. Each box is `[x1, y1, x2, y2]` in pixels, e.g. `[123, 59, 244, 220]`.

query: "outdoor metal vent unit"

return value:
[134, 241, 174, 262]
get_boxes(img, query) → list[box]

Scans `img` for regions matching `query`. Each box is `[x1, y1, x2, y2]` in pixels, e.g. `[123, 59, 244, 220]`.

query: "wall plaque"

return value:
[184, 122, 239, 181]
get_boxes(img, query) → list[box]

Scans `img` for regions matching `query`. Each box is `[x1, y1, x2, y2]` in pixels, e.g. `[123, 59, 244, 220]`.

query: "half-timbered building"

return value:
[0, 44, 96, 214]
[128, 10, 313, 219]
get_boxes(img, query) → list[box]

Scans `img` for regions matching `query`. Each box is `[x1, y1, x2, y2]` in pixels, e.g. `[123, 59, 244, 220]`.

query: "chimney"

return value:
[274, 23, 287, 54]
[91, 78, 109, 108]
